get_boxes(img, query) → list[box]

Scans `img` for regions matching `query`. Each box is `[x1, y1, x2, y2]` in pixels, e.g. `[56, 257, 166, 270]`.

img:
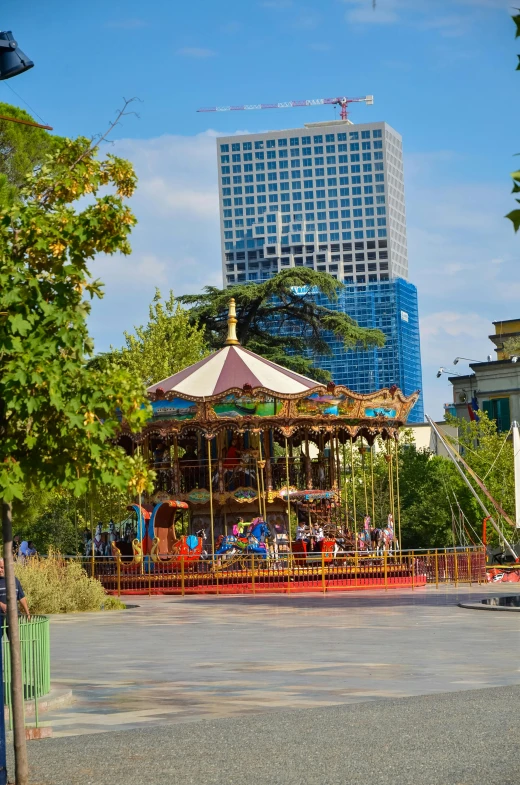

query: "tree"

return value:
[0, 104, 154, 785]
[179, 269, 385, 382]
[0, 102, 60, 192]
[444, 411, 515, 542]
[506, 12, 520, 232]
[346, 435, 479, 550]
[109, 289, 208, 386]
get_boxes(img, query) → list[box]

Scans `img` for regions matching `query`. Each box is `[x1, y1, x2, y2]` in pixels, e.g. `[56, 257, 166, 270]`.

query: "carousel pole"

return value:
[257, 432, 267, 521]
[343, 440, 349, 531]
[370, 443, 376, 528]
[361, 439, 369, 516]
[284, 436, 293, 552]
[350, 438, 357, 550]
[207, 438, 215, 564]
[394, 437, 402, 552]
[387, 440, 395, 524]
[334, 431, 342, 530]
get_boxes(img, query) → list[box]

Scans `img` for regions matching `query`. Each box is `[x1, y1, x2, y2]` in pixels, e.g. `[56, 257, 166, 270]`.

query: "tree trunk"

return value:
[1, 502, 28, 785]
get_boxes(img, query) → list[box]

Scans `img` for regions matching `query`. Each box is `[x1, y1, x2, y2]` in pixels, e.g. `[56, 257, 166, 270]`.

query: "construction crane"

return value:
[197, 95, 373, 122]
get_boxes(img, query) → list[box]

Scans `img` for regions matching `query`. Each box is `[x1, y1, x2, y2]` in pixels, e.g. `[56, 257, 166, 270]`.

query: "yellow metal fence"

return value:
[78, 546, 486, 597]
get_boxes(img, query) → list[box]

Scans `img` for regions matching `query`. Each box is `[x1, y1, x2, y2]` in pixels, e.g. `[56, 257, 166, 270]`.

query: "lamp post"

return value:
[0, 31, 33, 80]
[453, 356, 492, 365]
[436, 367, 463, 379]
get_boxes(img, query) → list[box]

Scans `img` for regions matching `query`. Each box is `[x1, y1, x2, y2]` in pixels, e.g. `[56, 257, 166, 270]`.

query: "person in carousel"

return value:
[360, 515, 372, 551]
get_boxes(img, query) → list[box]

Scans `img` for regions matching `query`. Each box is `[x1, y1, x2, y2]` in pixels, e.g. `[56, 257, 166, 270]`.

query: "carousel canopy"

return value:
[148, 344, 320, 399]
[147, 299, 320, 400]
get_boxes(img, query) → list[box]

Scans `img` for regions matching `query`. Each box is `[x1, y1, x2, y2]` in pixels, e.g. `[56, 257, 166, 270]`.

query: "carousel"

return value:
[108, 299, 423, 594]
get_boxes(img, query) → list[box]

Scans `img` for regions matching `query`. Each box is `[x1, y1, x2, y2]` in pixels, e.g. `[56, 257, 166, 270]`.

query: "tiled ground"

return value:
[40, 584, 520, 737]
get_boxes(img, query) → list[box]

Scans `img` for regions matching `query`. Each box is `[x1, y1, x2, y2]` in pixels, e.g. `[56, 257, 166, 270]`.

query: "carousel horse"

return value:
[108, 521, 117, 547]
[216, 519, 269, 558]
[381, 515, 397, 554]
[91, 524, 104, 557]
[371, 526, 384, 555]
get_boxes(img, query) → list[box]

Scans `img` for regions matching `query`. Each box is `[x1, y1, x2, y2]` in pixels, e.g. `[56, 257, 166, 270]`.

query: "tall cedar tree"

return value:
[179, 269, 385, 382]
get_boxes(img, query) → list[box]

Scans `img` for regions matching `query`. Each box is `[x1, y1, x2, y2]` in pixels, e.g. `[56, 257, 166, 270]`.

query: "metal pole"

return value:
[350, 439, 357, 550]
[90, 493, 94, 578]
[394, 437, 402, 552]
[426, 415, 517, 559]
[257, 433, 267, 521]
[284, 437, 293, 551]
[343, 442, 349, 529]
[512, 421, 520, 528]
[1, 502, 27, 785]
[207, 439, 215, 564]
[370, 445, 375, 528]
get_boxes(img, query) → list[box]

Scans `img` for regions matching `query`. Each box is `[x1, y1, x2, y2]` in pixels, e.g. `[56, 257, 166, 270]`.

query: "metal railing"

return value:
[80, 546, 487, 596]
[2, 616, 51, 728]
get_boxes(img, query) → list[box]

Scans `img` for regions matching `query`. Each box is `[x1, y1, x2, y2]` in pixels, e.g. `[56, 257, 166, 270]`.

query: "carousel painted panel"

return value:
[151, 398, 198, 421]
[293, 392, 360, 418]
[211, 394, 284, 419]
[364, 405, 397, 419]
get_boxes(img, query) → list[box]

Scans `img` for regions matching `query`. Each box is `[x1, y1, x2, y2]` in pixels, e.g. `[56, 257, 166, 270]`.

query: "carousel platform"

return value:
[99, 559, 429, 596]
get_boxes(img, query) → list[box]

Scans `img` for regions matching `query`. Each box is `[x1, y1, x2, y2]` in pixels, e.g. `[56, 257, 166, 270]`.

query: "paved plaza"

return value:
[40, 584, 519, 736]
[10, 584, 520, 784]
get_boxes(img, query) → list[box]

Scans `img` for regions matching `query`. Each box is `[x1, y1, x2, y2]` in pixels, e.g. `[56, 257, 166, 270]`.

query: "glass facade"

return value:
[217, 120, 424, 422]
[279, 280, 424, 423]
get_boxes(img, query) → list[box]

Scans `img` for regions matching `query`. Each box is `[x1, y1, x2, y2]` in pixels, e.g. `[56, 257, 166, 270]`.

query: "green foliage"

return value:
[179, 269, 385, 382]
[397, 449, 478, 549]
[0, 103, 60, 192]
[503, 335, 520, 357]
[346, 435, 479, 549]
[109, 289, 208, 386]
[14, 551, 125, 614]
[445, 411, 515, 533]
[0, 129, 155, 504]
[507, 14, 520, 229]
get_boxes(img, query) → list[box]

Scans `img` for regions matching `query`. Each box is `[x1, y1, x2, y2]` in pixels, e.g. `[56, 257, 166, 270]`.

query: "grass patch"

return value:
[14, 551, 126, 614]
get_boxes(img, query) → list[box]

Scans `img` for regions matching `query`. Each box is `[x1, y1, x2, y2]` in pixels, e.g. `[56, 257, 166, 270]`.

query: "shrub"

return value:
[13, 550, 125, 614]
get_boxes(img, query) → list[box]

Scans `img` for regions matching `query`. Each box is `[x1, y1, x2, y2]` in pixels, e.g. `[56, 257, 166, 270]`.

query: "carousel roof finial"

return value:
[224, 298, 240, 346]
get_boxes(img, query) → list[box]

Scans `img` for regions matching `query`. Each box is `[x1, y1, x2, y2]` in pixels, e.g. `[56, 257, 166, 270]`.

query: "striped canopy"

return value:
[147, 345, 320, 399]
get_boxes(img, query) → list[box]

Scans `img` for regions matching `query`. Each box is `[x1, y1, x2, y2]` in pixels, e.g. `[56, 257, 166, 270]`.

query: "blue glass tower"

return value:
[308, 280, 424, 422]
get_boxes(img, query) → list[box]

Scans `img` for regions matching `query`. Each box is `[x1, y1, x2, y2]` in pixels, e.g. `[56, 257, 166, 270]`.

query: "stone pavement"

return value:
[13, 684, 520, 785]
[36, 584, 520, 737]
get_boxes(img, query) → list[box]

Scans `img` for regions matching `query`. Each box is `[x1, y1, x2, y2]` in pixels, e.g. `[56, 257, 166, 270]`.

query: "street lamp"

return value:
[0, 31, 33, 80]
[453, 356, 492, 365]
[436, 367, 463, 378]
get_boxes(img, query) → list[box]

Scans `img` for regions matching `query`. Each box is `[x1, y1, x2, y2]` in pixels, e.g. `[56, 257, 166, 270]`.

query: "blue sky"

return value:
[5, 0, 520, 417]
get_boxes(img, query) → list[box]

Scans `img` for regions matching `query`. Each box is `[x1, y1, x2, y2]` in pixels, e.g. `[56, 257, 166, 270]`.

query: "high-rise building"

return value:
[216, 118, 424, 422]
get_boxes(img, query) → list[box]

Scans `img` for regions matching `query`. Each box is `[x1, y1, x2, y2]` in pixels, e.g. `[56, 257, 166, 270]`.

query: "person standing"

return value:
[0, 558, 30, 631]
[12, 534, 21, 561]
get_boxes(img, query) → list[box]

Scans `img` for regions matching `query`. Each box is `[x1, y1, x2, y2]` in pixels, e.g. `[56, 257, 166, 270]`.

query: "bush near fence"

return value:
[14, 551, 125, 614]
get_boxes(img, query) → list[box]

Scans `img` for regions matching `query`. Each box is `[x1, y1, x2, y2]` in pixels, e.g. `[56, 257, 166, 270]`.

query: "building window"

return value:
[483, 398, 511, 432]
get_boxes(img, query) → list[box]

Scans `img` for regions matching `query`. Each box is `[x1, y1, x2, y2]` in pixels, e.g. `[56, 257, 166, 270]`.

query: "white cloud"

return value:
[176, 47, 216, 58]
[88, 132, 222, 352]
[343, 0, 510, 30]
[404, 149, 519, 418]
